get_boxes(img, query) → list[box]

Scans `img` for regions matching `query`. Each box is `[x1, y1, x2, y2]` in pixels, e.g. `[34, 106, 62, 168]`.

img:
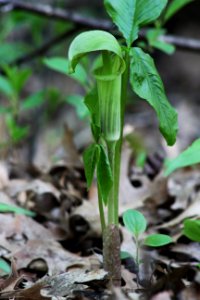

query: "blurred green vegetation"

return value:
[0, 0, 197, 159]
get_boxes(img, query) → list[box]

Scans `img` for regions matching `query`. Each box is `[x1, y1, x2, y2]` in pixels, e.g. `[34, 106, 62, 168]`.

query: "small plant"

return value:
[123, 209, 172, 273]
[67, 0, 179, 285]
[0, 66, 45, 148]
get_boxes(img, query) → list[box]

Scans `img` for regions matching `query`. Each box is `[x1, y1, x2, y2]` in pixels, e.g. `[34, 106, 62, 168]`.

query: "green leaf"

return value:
[68, 30, 124, 72]
[6, 115, 29, 143]
[0, 76, 13, 97]
[66, 94, 89, 119]
[0, 258, 11, 275]
[84, 88, 100, 125]
[147, 29, 175, 55]
[183, 219, 200, 242]
[164, 139, 200, 176]
[84, 89, 101, 142]
[20, 91, 45, 111]
[164, 0, 194, 22]
[130, 47, 178, 146]
[0, 203, 35, 217]
[123, 209, 147, 238]
[104, 0, 167, 46]
[97, 145, 113, 205]
[43, 57, 87, 86]
[0, 42, 28, 64]
[0, 107, 10, 115]
[144, 234, 173, 247]
[151, 40, 175, 55]
[4, 66, 31, 94]
[83, 144, 100, 188]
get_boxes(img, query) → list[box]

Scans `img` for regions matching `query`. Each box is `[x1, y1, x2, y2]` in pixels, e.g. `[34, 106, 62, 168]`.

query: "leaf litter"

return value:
[0, 125, 200, 299]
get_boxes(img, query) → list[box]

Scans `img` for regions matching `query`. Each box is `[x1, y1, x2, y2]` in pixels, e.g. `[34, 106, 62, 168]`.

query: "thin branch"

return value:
[1, 0, 200, 54]
[160, 34, 200, 53]
[0, 0, 112, 30]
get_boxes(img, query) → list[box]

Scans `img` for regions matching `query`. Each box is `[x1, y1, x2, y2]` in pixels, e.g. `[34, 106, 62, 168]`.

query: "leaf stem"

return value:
[135, 237, 140, 287]
[97, 183, 106, 231]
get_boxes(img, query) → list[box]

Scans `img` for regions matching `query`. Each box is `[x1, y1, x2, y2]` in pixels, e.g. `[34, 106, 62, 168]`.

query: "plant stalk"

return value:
[97, 183, 106, 232]
[103, 51, 130, 285]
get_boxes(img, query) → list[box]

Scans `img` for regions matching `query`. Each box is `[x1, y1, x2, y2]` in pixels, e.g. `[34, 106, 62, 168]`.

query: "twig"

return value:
[0, 0, 200, 55]
[159, 34, 200, 53]
[0, 0, 112, 30]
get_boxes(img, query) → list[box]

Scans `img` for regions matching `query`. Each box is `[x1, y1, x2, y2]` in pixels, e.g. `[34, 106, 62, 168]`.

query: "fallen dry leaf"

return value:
[14, 239, 89, 274]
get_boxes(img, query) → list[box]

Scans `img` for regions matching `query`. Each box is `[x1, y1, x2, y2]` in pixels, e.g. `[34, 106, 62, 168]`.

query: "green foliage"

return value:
[104, 0, 167, 47]
[123, 209, 172, 266]
[83, 143, 113, 205]
[146, 29, 175, 55]
[123, 209, 147, 238]
[67, 1, 179, 277]
[0, 67, 31, 145]
[123, 209, 172, 247]
[144, 0, 195, 55]
[4, 66, 31, 96]
[43, 57, 87, 87]
[183, 219, 200, 242]
[0, 75, 13, 97]
[67, 2, 178, 233]
[5, 115, 29, 144]
[66, 95, 89, 119]
[84, 88, 101, 142]
[0, 65, 46, 146]
[0, 43, 29, 65]
[84, 88, 100, 125]
[83, 143, 100, 189]
[164, 0, 195, 22]
[130, 47, 178, 146]
[144, 234, 173, 247]
[68, 30, 124, 72]
[0, 203, 35, 217]
[20, 91, 45, 111]
[164, 139, 200, 176]
[97, 145, 113, 205]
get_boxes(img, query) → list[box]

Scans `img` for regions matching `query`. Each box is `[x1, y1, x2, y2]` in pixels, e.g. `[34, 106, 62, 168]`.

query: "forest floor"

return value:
[0, 110, 200, 300]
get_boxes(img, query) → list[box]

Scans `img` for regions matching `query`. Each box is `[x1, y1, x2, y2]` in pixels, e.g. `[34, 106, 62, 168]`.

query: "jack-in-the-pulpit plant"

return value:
[68, 0, 178, 285]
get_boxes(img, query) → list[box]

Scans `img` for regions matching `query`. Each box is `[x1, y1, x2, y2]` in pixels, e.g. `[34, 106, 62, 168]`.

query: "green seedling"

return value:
[66, 0, 178, 284]
[0, 66, 45, 147]
[123, 209, 172, 270]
